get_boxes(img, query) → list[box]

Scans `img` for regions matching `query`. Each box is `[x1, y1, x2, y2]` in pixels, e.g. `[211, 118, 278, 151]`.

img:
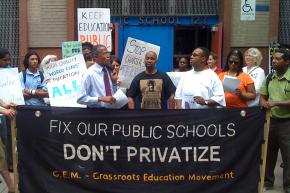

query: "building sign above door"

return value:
[112, 16, 218, 27]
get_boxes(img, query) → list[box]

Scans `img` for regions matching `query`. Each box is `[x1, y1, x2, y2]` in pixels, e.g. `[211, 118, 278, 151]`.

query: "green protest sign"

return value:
[62, 41, 82, 58]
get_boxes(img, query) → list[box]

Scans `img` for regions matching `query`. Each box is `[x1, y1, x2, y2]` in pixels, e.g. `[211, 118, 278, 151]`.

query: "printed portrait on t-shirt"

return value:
[140, 79, 163, 109]
[147, 80, 156, 92]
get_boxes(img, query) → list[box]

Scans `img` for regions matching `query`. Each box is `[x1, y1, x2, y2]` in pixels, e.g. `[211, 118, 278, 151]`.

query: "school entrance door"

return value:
[122, 25, 174, 72]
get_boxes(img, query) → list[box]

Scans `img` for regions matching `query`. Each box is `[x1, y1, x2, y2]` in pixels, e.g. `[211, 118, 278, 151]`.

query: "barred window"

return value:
[279, 0, 290, 46]
[78, 0, 219, 16]
[0, 0, 19, 66]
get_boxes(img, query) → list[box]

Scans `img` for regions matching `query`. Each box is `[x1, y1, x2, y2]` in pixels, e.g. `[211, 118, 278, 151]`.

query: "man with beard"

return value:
[260, 48, 290, 193]
[127, 51, 176, 109]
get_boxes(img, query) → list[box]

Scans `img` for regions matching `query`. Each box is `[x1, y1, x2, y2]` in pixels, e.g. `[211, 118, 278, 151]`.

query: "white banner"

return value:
[118, 37, 160, 89]
[42, 54, 87, 107]
[240, 0, 256, 21]
[0, 68, 25, 105]
[78, 8, 112, 51]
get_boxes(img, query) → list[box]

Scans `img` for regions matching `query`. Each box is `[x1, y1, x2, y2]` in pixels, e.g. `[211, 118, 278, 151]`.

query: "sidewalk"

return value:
[0, 174, 9, 193]
[266, 152, 284, 193]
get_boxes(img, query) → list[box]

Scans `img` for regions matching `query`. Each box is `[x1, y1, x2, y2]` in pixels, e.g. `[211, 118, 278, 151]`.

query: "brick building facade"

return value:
[1, 0, 288, 73]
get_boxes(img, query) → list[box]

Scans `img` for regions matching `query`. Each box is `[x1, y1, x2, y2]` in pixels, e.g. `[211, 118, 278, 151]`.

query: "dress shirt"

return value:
[77, 63, 117, 108]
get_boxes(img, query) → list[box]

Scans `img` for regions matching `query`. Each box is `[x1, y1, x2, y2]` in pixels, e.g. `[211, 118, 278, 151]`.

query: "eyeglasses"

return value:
[228, 60, 239, 65]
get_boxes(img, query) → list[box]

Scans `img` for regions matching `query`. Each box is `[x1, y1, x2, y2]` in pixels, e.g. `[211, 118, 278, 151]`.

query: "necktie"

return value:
[103, 68, 112, 96]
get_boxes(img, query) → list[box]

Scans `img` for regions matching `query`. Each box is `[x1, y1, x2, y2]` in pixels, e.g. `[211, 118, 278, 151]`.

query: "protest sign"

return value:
[78, 8, 112, 51]
[166, 72, 187, 87]
[17, 106, 265, 193]
[62, 41, 82, 58]
[0, 68, 24, 105]
[118, 37, 160, 89]
[42, 54, 87, 107]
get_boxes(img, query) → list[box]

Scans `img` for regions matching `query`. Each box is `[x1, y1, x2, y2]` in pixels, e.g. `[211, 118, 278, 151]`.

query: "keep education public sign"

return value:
[16, 106, 265, 193]
[78, 8, 112, 51]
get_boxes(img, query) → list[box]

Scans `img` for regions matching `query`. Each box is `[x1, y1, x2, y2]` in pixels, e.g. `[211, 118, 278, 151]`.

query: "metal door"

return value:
[122, 25, 174, 72]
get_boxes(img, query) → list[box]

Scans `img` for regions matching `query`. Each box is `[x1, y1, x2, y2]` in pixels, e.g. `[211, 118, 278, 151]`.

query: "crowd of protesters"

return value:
[0, 42, 290, 193]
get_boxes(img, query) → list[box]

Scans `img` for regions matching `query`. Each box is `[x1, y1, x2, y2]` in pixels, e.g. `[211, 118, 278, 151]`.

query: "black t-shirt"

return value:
[127, 71, 176, 109]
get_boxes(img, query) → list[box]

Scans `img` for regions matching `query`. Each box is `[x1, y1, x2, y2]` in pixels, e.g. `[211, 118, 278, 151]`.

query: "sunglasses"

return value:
[228, 60, 239, 65]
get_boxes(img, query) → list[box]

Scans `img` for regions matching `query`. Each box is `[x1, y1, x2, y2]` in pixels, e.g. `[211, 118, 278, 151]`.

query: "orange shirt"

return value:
[219, 72, 254, 108]
[214, 67, 222, 75]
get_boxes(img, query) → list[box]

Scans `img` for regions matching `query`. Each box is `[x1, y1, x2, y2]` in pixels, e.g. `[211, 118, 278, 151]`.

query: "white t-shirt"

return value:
[175, 69, 226, 109]
[243, 66, 265, 106]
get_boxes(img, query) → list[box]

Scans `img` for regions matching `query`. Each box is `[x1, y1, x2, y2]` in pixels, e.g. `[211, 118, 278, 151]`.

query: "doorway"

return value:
[174, 26, 212, 70]
[122, 25, 174, 72]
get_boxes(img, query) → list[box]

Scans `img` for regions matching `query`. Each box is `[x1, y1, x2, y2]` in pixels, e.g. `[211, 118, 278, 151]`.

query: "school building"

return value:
[0, 0, 289, 73]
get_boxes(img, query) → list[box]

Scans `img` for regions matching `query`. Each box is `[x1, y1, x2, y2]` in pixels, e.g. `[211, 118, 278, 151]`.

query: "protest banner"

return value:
[118, 37, 160, 89]
[78, 8, 112, 51]
[0, 68, 24, 105]
[42, 54, 87, 107]
[62, 41, 82, 58]
[16, 106, 265, 193]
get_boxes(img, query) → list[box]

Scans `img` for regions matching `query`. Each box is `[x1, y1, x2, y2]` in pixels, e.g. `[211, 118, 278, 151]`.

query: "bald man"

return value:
[127, 51, 176, 109]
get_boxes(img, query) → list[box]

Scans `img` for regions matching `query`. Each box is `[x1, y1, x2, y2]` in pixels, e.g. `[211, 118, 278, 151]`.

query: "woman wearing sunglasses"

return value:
[218, 50, 256, 108]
